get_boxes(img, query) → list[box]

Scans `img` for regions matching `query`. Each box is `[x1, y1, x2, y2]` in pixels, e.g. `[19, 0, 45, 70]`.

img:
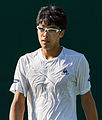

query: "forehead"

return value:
[38, 21, 60, 28]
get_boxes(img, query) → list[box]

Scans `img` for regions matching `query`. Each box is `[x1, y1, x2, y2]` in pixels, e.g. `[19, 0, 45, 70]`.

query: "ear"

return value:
[59, 30, 65, 38]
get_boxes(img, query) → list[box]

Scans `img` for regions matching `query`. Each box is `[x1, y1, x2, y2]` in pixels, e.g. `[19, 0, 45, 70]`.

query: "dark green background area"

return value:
[0, 0, 102, 119]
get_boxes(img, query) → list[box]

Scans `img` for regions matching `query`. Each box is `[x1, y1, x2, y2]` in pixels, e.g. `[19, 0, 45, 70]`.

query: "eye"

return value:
[48, 28, 56, 33]
[48, 29, 55, 32]
[39, 27, 44, 32]
[48, 28, 61, 33]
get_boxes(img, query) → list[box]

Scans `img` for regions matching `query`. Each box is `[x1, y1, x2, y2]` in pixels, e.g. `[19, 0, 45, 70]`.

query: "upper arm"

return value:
[10, 56, 29, 97]
[76, 55, 91, 95]
[10, 91, 26, 114]
[81, 90, 95, 106]
[12, 91, 25, 106]
[81, 90, 92, 100]
[81, 91, 98, 120]
[9, 56, 28, 120]
[9, 91, 25, 120]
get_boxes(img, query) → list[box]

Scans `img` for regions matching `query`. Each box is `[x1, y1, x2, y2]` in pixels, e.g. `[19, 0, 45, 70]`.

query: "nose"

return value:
[43, 31, 49, 37]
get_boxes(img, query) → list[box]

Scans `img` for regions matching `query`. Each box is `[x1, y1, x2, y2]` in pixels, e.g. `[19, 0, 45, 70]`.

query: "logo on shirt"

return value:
[88, 77, 90, 82]
[13, 79, 20, 83]
[62, 68, 69, 75]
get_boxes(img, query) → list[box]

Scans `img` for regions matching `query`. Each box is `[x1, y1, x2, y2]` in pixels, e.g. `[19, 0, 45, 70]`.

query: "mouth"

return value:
[41, 39, 49, 44]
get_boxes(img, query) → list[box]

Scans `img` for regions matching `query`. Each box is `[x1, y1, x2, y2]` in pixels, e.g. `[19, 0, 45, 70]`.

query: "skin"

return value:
[9, 91, 25, 120]
[37, 21, 65, 59]
[9, 21, 98, 120]
[81, 91, 98, 120]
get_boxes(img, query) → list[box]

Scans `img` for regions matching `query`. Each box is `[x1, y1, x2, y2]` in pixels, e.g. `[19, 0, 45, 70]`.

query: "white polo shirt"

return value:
[10, 47, 91, 120]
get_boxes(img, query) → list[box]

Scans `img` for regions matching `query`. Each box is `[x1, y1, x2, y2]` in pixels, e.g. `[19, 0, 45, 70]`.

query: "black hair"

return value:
[36, 6, 67, 30]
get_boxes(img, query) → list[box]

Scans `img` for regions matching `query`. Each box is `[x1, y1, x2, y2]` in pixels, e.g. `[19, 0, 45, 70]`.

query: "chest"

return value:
[26, 59, 77, 98]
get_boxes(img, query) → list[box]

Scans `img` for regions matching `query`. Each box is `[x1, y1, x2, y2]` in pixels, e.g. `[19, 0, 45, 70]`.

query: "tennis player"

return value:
[9, 6, 98, 120]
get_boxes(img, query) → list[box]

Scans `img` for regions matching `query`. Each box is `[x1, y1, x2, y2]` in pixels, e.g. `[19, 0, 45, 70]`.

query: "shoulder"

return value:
[63, 47, 84, 59]
[18, 48, 40, 65]
[62, 47, 88, 66]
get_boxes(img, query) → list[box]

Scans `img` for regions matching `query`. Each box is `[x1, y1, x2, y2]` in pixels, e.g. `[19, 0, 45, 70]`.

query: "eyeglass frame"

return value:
[36, 26, 62, 33]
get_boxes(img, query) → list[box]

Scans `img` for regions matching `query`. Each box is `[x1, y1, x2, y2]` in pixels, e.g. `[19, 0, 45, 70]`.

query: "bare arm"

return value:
[81, 91, 98, 120]
[9, 91, 25, 120]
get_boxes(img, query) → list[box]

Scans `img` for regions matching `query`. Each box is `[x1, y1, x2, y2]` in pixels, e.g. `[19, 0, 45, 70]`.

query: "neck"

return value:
[41, 46, 62, 60]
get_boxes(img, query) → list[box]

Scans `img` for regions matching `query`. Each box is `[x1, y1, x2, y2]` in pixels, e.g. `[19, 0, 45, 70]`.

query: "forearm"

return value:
[9, 102, 25, 120]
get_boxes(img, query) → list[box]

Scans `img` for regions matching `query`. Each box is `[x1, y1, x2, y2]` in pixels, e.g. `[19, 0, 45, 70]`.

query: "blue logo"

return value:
[13, 79, 20, 83]
[88, 77, 90, 82]
[62, 68, 69, 75]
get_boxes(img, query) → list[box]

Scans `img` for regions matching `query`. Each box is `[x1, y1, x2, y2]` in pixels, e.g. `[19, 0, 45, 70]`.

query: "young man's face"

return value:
[37, 21, 64, 50]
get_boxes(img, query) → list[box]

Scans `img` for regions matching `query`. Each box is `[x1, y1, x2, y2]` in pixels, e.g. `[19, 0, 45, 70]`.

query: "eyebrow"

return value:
[40, 25, 58, 29]
[39, 24, 59, 28]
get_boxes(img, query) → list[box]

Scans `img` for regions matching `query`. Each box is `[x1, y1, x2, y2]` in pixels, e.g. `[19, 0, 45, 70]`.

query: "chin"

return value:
[41, 45, 51, 50]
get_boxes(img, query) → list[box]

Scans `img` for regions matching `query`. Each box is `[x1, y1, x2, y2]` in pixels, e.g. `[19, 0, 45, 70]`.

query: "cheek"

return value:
[50, 34, 60, 42]
[37, 32, 42, 40]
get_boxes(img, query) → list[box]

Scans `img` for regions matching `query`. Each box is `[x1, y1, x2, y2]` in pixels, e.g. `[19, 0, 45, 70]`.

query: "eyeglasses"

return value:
[37, 26, 61, 33]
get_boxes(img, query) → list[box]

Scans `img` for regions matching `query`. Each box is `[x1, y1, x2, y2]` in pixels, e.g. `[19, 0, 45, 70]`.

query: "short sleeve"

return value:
[9, 56, 28, 97]
[76, 55, 91, 95]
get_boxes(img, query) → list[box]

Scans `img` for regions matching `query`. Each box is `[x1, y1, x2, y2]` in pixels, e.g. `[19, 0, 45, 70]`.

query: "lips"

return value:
[41, 39, 49, 44]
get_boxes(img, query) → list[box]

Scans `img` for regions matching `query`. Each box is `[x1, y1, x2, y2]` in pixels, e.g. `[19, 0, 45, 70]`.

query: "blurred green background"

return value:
[0, 0, 102, 119]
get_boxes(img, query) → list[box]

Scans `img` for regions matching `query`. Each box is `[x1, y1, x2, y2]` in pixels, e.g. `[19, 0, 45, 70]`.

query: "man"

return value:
[9, 6, 98, 120]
